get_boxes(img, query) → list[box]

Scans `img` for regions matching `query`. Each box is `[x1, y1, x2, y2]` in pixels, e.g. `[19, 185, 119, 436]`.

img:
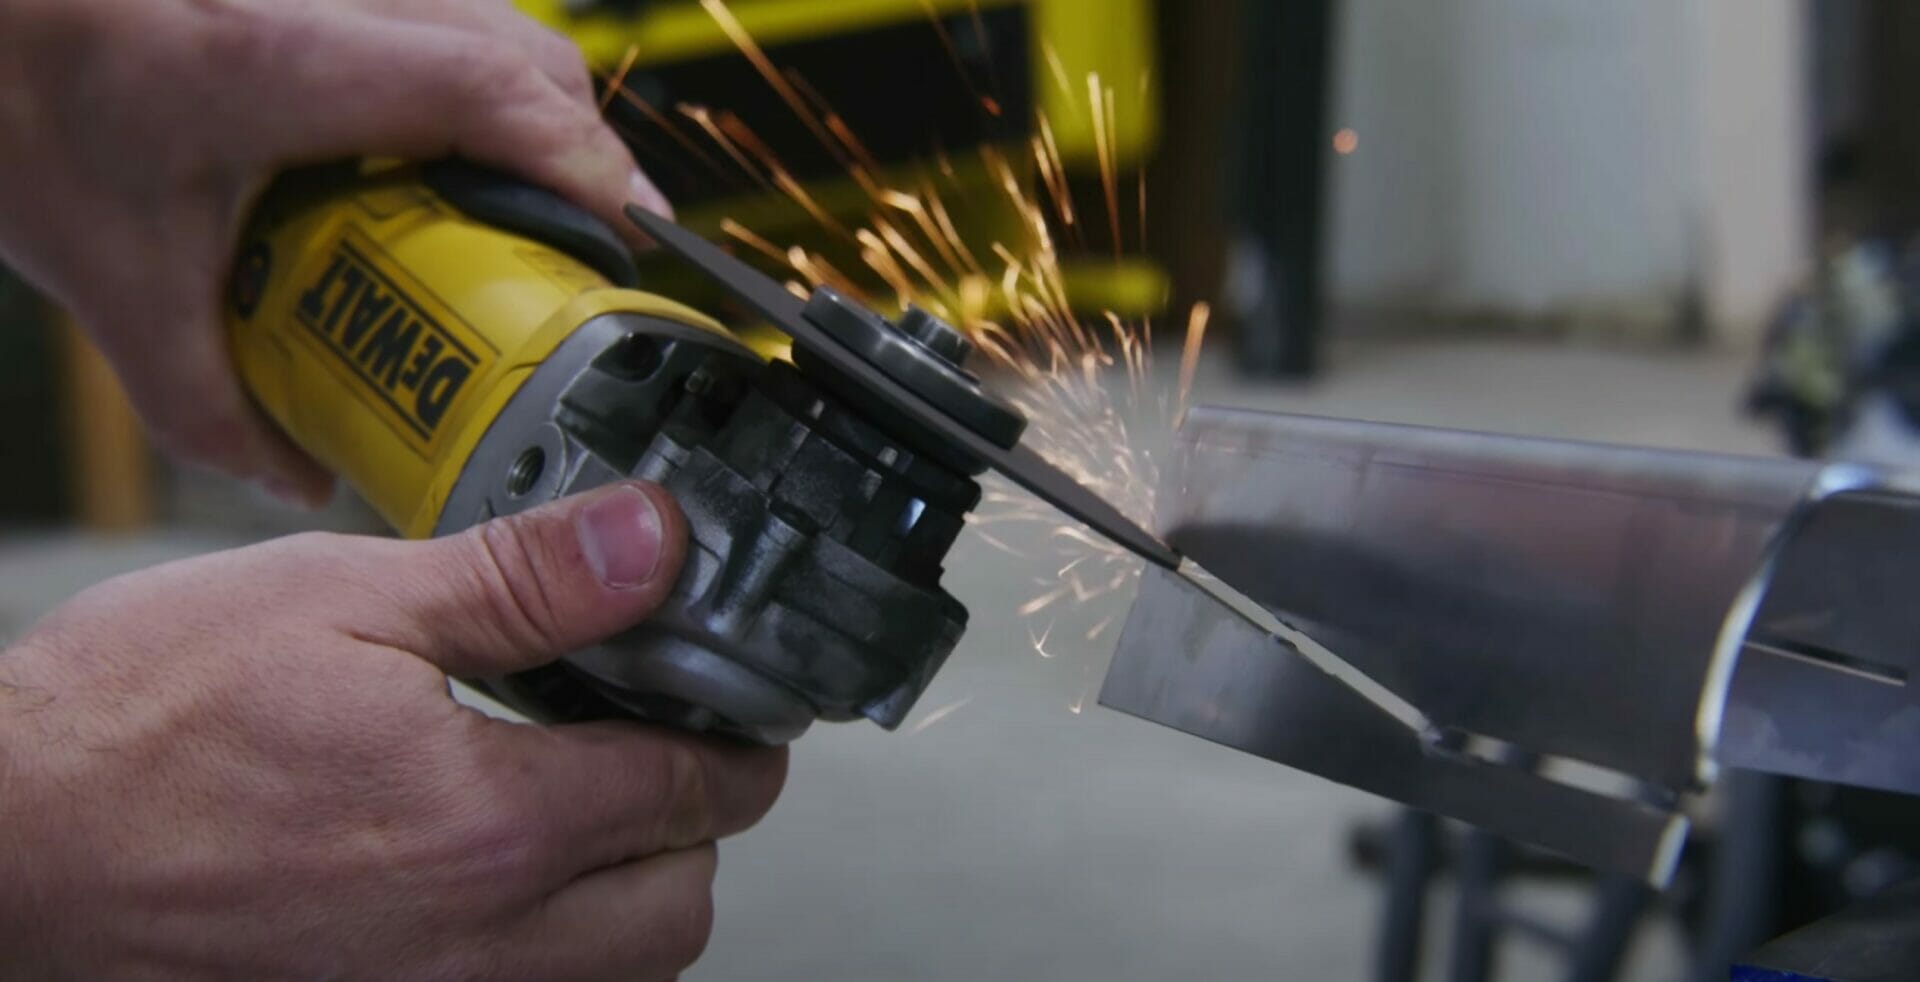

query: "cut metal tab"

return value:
[1105, 563, 1691, 884]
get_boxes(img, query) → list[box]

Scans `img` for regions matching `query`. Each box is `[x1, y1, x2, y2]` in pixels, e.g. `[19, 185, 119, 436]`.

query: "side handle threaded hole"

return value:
[507, 447, 546, 498]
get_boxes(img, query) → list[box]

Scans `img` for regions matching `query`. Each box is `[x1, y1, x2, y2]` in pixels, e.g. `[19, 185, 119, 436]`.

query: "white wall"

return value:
[1325, 0, 1809, 344]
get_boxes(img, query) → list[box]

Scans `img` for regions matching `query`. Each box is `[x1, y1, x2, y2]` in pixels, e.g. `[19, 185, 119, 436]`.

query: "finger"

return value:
[239, 10, 671, 233]
[496, 720, 787, 870]
[504, 844, 719, 982]
[356, 0, 599, 106]
[250, 419, 338, 508]
[74, 215, 336, 502]
[342, 481, 688, 678]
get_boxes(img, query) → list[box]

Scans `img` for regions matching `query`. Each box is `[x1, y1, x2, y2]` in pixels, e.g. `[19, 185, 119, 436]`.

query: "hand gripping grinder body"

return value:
[226, 162, 1025, 744]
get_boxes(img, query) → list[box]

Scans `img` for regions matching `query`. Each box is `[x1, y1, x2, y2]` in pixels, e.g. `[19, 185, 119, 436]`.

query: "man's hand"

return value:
[0, 0, 669, 504]
[0, 482, 786, 980]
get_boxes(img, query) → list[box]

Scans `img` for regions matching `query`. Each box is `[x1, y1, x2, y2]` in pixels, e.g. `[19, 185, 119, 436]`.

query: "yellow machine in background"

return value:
[515, 0, 1163, 316]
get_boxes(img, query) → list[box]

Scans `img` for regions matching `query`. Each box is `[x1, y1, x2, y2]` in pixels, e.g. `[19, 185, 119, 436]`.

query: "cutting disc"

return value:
[626, 206, 1179, 571]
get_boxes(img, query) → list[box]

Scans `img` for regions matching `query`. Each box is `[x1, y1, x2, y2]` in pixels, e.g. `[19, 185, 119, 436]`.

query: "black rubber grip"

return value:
[422, 160, 642, 289]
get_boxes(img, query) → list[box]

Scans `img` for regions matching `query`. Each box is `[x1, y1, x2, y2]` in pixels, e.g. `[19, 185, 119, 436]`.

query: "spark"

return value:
[1086, 73, 1124, 259]
[1032, 112, 1077, 233]
[604, 80, 731, 183]
[908, 696, 974, 734]
[964, 0, 1004, 108]
[1018, 584, 1069, 618]
[884, 186, 970, 284]
[970, 528, 1035, 559]
[875, 218, 954, 300]
[1138, 70, 1152, 249]
[1177, 302, 1211, 420]
[1030, 623, 1056, 659]
[699, 0, 848, 172]
[922, 180, 988, 279]
[599, 45, 642, 112]
[1043, 43, 1077, 117]
[1066, 657, 1097, 715]
[677, 103, 774, 192]
[917, 0, 1000, 118]
[720, 219, 786, 264]
[1086, 615, 1116, 643]
[784, 68, 882, 175]
[772, 169, 848, 237]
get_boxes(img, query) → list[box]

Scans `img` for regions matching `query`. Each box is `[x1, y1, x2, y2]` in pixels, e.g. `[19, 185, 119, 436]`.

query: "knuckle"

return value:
[513, 88, 609, 156]
[469, 517, 568, 653]
[195, 3, 294, 78]
[747, 747, 790, 819]
[654, 740, 714, 846]
[657, 857, 717, 972]
[542, 33, 590, 79]
[444, 780, 553, 882]
[151, 412, 253, 475]
[457, 41, 546, 106]
[525, 77, 611, 145]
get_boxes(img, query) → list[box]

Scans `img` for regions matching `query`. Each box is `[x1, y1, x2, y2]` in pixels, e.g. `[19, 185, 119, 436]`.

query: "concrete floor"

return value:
[0, 338, 1784, 981]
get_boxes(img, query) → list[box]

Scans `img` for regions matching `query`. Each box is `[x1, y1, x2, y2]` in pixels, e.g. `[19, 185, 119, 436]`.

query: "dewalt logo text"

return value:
[295, 236, 492, 451]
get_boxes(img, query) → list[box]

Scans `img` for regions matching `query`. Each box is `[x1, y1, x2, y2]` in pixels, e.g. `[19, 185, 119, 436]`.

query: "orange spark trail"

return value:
[922, 178, 988, 278]
[1043, 43, 1077, 118]
[784, 69, 882, 175]
[612, 88, 732, 182]
[963, 0, 1005, 111]
[678, 104, 776, 192]
[708, 109, 853, 238]
[599, 45, 641, 112]
[1034, 112, 1076, 229]
[719, 219, 786, 264]
[661, 5, 1217, 721]
[916, 0, 1000, 117]
[700, 0, 852, 170]
[1138, 70, 1153, 249]
[908, 696, 973, 734]
[1088, 73, 1122, 260]
[1177, 302, 1211, 419]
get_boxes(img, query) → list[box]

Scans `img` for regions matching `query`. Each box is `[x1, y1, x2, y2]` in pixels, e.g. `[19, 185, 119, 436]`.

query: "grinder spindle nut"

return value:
[800, 288, 1025, 451]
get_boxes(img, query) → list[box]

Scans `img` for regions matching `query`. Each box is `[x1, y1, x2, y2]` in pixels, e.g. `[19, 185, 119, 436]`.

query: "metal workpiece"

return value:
[441, 313, 979, 744]
[1148, 409, 1817, 793]
[1103, 407, 1920, 882]
[1720, 470, 1920, 793]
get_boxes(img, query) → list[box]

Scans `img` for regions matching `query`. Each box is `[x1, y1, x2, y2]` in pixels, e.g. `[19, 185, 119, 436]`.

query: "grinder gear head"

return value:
[443, 288, 1017, 744]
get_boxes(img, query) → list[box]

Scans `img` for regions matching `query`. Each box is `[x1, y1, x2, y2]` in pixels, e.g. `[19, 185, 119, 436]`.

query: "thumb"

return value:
[357, 481, 688, 677]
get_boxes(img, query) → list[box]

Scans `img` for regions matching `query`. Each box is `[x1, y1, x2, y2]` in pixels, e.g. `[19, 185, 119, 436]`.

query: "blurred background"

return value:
[9, 0, 1920, 978]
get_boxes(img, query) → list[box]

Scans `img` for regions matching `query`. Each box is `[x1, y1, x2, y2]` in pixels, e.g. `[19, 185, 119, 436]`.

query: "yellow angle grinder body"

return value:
[228, 161, 995, 743]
